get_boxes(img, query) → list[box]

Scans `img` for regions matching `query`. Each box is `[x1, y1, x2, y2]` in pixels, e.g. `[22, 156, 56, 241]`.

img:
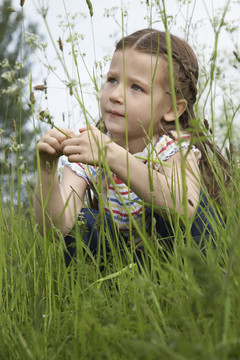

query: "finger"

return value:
[63, 145, 82, 156]
[79, 125, 96, 133]
[37, 142, 58, 157]
[38, 136, 62, 155]
[67, 153, 95, 165]
[67, 154, 83, 163]
[79, 127, 87, 133]
[40, 135, 63, 153]
[46, 128, 74, 143]
[61, 135, 82, 151]
[62, 128, 75, 139]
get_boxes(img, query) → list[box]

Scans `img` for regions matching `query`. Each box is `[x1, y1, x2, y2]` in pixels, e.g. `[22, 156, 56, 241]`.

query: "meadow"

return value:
[1, 1, 240, 359]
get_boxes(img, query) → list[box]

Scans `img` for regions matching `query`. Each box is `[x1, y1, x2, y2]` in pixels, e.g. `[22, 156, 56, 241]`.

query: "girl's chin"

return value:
[104, 123, 126, 137]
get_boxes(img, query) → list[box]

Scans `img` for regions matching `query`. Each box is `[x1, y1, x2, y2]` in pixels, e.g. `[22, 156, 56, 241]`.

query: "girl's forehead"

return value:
[109, 49, 168, 79]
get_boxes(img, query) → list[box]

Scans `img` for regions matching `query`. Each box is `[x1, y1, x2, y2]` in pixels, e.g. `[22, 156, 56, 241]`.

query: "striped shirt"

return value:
[61, 131, 201, 243]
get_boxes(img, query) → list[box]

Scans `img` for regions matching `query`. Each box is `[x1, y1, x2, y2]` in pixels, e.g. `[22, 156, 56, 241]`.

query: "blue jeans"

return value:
[64, 192, 220, 266]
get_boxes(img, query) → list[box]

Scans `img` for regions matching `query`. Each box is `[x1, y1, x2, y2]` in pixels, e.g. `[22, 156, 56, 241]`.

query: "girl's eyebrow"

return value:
[106, 69, 151, 91]
[128, 76, 149, 88]
[107, 70, 150, 88]
[106, 70, 117, 77]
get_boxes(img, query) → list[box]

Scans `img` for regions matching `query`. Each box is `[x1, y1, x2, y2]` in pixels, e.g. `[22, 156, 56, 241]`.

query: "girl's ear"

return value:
[163, 99, 188, 122]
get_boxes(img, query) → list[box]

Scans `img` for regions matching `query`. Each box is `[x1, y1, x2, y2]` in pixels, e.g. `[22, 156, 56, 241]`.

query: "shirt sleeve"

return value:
[60, 155, 90, 185]
[153, 134, 201, 170]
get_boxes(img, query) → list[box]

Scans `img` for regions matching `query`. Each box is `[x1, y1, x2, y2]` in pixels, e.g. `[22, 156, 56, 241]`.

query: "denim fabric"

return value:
[152, 192, 219, 254]
[64, 193, 219, 266]
[64, 208, 114, 266]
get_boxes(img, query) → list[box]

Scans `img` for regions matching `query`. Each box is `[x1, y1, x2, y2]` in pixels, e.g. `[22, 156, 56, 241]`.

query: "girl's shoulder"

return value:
[154, 131, 201, 162]
[60, 155, 98, 186]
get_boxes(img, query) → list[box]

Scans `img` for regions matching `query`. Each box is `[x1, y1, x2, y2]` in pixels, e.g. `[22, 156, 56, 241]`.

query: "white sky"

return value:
[12, 0, 240, 132]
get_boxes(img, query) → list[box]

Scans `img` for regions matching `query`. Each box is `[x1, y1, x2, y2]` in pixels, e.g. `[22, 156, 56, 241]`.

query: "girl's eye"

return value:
[132, 84, 143, 92]
[108, 77, 117, 84]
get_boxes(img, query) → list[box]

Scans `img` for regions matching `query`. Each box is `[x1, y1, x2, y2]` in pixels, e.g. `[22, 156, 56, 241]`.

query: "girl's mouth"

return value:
[107, 110, 124, 117]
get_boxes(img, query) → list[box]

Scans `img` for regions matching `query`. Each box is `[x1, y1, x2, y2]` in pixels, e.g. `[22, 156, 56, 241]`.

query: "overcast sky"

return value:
[12, 0, 240, 131]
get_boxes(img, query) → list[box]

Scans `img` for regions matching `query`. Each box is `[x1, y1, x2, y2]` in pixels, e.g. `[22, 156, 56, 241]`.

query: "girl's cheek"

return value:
[100, 94, 105, 111]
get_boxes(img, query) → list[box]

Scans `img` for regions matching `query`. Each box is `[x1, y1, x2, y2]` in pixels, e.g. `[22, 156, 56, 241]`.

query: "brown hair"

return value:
[94, 29, 231, 208]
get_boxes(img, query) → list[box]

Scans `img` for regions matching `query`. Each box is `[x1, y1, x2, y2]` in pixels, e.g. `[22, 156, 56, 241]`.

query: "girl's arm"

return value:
[107, 145, 200, 218]
[34, 129, 88, 237]
[62, 126, 200, 218]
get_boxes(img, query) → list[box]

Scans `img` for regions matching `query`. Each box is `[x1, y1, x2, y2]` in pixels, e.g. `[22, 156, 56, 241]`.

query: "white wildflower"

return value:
[66, 32, 84, 43]
[40, 42, 48, 51]
[2, 84, 19, 96]
[18, 78, 28, 86]
[1, 70, 15, 82]
[0, 58, 10, 68]
[15, 61, 24, 70]
[24, 31, 40, 49]
[17, 144, 23, 150]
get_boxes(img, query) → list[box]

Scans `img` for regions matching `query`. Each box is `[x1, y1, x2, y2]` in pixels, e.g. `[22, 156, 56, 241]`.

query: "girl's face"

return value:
[100, 49, 171, 152]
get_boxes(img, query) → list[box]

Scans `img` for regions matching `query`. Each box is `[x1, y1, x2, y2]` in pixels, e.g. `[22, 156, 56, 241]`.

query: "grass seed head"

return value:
[34, 84, 47, 91]
[233, 50, 240, 62]
[20, 0, 25, 7]
[9, 162, 12, 174]
[10, 134, 15, 145]
[5, 147, 11, 161]
[188, 199, 194, 207]
[29, 91, 35, 105]
[45, 161, 51, 174]
[8, 7, 16, 12]
[229, 142, 234, 155]
[203, 119, 209, 131]
[39, 109, 52, 124]
[57, 37, 63, 52]
[86, 0, 93, 17]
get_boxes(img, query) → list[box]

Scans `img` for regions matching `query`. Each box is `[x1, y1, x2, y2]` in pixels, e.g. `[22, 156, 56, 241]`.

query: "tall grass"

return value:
[1, 0, 240, 359]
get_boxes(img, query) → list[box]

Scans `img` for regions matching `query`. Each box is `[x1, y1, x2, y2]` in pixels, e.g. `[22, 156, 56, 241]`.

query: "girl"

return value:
[34, 29, 228, 265]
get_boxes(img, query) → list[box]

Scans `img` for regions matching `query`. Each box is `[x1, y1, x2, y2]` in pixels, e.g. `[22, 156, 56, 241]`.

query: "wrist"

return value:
[106, 141, 126, 173]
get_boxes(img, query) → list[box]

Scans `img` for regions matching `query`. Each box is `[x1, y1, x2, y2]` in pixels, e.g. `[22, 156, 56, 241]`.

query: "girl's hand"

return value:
[37, 128, 74, 165]
[62, 125, 112, 165]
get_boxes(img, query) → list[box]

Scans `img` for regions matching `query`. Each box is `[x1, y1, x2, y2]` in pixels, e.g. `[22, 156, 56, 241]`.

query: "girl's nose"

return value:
[109, 84, 124, 104]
